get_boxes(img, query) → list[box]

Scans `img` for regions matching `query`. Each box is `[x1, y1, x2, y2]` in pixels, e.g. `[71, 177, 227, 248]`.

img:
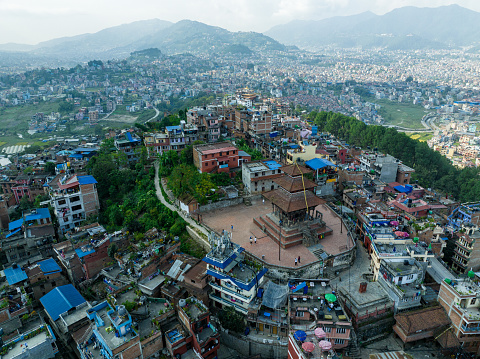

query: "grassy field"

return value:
[0, 101, 60, 133]
[407, 132, 434, 142]
[376, 100, 428, 129]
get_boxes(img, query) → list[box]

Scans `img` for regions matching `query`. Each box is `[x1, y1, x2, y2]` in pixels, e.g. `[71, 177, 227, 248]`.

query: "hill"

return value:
[265, 5, 480, 50]
[0, 19, 286, 69]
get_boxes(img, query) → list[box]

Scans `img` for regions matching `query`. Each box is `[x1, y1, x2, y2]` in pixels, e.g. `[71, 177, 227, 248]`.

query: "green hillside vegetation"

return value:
[85, 140, 203, 258]
[309, 111, 480, 201]
[222, 44, 253, 55]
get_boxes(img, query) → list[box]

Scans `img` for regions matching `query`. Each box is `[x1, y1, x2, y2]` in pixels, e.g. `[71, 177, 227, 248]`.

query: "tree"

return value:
[107, 243, 118, 259]
[218, 307, 245, 333]
[58, 101, 74, 114]
[44, 162, 56, 175]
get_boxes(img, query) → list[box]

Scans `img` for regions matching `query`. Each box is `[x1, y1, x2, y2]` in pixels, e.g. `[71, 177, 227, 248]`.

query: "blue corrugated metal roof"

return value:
[263, 160, 282, 171]
[305, 158, 337, 171]
[73, 148, 97, 152]
[40, 284, 86, 321]
[289, 144, 299, 149]
[238, 150, 250, 157]
[393, 185, 412, 193]
[5, 228, 21, 238]
[8, 218, 23, 231]
[38, 258, 61, 274]
[25, 208, 50, 222]
[75, 246, 95, 258]
[69, 154, 83, 159]
[166, 125, 181, 132]
[77, 175, 97, 185]
[4, 266, 28, 285]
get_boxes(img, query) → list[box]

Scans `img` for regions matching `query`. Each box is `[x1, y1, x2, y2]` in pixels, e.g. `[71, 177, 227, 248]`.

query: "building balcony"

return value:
[461, 324, 480, 333]
[454, 247, 471, 260]
[209, 281, 251, 302]
[209, 293, 248, 315]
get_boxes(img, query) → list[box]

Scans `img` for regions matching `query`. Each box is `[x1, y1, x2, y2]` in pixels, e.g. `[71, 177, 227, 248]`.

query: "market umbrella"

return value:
[302, 342, 315, 353]
[314, 327, 326, 338]
[390, 221, 399, 226]
[319, 340, 332, 351]
[394, 231, 404, 237]
[294, 330, 307, 341]
[325, 293, 337, 302]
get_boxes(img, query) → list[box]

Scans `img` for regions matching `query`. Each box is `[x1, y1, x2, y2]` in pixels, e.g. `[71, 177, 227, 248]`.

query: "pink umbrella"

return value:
[314, 327, 326, 338]
[390, 221, 399, 226]
[302, 342, 315, 353]
[319, 340, 332, 351]
[394, 231, 404, 237]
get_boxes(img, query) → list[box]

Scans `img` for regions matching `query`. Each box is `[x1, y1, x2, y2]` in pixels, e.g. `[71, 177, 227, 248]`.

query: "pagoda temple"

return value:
[254, 163, 333, 248]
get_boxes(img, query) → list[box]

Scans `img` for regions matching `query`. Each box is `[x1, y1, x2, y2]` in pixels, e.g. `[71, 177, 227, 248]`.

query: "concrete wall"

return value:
[220, 329, 287, 359]
[198, 197, 243, 213]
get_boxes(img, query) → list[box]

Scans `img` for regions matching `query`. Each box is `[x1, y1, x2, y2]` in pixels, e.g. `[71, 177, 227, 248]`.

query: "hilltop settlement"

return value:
[0, 93, 479, 359]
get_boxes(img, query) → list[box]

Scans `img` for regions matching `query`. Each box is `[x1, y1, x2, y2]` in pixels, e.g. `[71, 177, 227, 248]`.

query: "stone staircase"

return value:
[239, 188, 252, 206]
[345, 329, 362, 359]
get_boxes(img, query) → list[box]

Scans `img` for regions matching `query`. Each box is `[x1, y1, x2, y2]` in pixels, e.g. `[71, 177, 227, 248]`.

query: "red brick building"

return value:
[193, 142, 249, 174]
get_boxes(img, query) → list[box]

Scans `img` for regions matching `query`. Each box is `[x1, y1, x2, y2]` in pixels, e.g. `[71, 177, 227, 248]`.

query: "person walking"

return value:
[254, 236, 257, 244]
[295, 258, 298, 266]
[250, 236, 253, 245]
[298, 256, 301, 264]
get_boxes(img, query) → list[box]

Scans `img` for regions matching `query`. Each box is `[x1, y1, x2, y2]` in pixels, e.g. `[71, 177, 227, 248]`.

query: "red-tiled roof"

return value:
[395, 306, 450, 334]
[263, 188, 325, 213]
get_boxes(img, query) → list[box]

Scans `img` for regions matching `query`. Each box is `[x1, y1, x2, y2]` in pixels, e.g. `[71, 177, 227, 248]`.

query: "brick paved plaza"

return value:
[201, 198, 353, 269]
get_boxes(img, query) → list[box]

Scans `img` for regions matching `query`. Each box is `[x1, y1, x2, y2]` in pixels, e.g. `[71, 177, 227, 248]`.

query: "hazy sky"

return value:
[1, 0, 479, 44]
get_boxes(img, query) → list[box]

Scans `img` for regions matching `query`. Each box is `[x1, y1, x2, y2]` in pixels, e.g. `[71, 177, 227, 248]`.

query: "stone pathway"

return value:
[154, 161, 210, 240]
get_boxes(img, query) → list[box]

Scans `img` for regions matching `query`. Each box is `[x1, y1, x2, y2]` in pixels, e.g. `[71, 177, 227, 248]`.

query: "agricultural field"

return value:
[0, 101, 60, 133]
[407, 132, 434, 142]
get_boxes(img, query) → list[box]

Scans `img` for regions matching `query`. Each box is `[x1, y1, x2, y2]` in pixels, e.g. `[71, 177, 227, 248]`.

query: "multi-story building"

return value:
[241, 160, 283, 195]
[114, 132, 142, 162]
[143, 121, 198, 158]
[0, 173, 49, 205]
[169, 296, 220, 359]
[46, 174, 99, 235]
[2, 208, 55, 265]
[288, 280, 353, 352]
[356, 206, 435, 280]
[203, 231, 268, 315]
[0, 324, 59, 359]
[26, 258, 69, 300]
[40, 285, 92, 352]
[377, 258, 426, 312]
[79, 301, 143, 359]
[356, 152, 414, 185]
[451, 224, 480, 274]
[193, 142, 250, 174]
[438, 278, 480, 356]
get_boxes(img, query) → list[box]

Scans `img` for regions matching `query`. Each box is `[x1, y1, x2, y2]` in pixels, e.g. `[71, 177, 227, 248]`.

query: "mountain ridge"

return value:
[264, 5, 480, 50]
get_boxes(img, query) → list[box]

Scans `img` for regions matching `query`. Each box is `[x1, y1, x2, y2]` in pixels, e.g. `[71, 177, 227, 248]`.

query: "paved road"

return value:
[427, 257, 457, 283]
[154, 161, 210, 240]
[145, 107, 160, 123]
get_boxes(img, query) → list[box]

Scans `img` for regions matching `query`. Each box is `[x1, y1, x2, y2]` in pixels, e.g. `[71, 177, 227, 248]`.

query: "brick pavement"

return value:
[202, 198, 324, 268]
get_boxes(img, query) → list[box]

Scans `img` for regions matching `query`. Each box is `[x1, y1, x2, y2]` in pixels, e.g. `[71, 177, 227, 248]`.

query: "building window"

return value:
[471, 298, 476, 305]
[296, 311, 304, 317]
[264, 324, 270, 330]
[324, 327, 332, 333]
[334, 339, 344, 345]
[336, 327, 346, 334]
[72, 205, 82, 212]
[58, 199, 66, 206]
